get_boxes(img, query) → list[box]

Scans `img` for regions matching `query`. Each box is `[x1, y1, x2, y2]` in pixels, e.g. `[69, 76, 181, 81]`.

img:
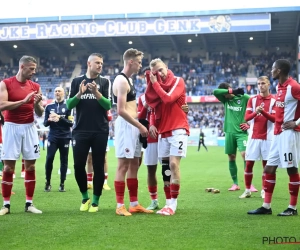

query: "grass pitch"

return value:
[1, 146, 299, 250]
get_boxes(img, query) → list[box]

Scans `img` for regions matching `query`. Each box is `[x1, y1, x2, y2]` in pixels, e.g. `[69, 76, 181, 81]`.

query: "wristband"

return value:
[295, 119, 300, 126]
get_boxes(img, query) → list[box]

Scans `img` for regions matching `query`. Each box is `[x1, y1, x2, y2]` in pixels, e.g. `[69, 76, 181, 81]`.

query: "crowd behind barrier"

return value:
[0, 51, 297, 98]
[1, 51, 298, 139]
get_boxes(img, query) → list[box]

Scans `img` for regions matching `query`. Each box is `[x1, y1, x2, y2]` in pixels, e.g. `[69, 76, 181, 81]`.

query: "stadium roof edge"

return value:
[0, 7, 299, 24]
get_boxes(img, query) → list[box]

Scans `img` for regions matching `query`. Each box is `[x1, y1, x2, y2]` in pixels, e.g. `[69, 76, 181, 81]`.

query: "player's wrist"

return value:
[76, 92, 82, 99]
[228, 88, 233, 94]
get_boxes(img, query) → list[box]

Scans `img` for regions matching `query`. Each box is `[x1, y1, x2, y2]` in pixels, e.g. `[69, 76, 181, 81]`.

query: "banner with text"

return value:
[0, 13, 270, 41]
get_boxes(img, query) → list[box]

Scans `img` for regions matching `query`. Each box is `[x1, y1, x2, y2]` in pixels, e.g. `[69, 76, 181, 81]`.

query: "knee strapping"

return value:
[162, 160, 171, 182]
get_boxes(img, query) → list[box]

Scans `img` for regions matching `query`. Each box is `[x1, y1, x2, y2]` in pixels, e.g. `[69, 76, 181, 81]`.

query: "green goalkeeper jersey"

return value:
[213, 88, 250, 133]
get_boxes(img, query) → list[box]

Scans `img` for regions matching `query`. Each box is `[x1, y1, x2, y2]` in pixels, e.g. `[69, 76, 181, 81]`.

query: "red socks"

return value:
[289, 173, 300, 206]
[25, 170, 36, 201]
[170, 183, 180, 199]
[115, 179, 139, 204]
[264, 173, 276, 203]
[164, 185, 171, 200]
[244, 161, 254, 189]
[1, 172, 13, 201]
[148, 185, 157, 200]
[127, 178, 138, 202]
[87, 173, 93, 182]
[114, 181, 125, 204]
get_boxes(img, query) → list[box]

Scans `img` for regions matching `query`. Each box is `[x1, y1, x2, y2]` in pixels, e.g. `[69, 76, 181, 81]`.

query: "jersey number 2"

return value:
[34, 145, 40, 154]
[179, 141, 183, 150]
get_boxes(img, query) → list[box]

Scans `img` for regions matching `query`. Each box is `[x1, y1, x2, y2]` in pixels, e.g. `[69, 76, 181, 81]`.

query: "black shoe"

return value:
[277, 208, 298, 216]
[59, 184, 65, 192]
[44, 183, 51, 192]
[247, 206, 272, 215]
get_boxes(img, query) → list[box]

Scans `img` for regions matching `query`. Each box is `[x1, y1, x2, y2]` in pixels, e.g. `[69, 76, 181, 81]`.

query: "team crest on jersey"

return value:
[48, 141, 51, 147]
[72, 140, 76, 146]
[237, 100, 241, 105]
[260, 102, 265, 107]
[62, 108, 65, 113]
[278, 90, 282, 96]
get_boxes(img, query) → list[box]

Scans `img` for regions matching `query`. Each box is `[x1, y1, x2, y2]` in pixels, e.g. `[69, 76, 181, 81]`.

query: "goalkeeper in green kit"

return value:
[213, 83, 255, 191]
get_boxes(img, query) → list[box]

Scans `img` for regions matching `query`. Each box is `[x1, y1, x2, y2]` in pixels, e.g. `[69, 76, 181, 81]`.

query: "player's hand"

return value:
[48, 117, 59, 122]
[139, 125, 148, 137]
[87, 81, 99, 95]
[34, 93, 43, 105]
[256, 105, 263, 114]
[282, 120, 297, 130]
[149, 72, 157, 84]
[239, 123, 250, 131]
[229, 88, 244, 96]
[79, 80, 88, 95]
[23, 91, 36, 104]
[181, 103, 189, 113]
[149, 125, 158, 139]
[49, 112, 59, 122]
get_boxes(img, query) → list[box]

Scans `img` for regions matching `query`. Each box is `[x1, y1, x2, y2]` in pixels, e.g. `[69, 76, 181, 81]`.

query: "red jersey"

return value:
[245, 94, 276, 140]
[274, 77, 300, 135]
[151, 77, 189, 137]
[3, 76, 39, 124]
[137, 94, 158, 143]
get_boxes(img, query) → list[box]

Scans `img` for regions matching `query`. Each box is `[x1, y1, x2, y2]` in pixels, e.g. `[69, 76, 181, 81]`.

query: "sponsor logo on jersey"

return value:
[227, 105, 242, 111]
[275, 101, 285, 108]
[81, 93, 96, 99]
